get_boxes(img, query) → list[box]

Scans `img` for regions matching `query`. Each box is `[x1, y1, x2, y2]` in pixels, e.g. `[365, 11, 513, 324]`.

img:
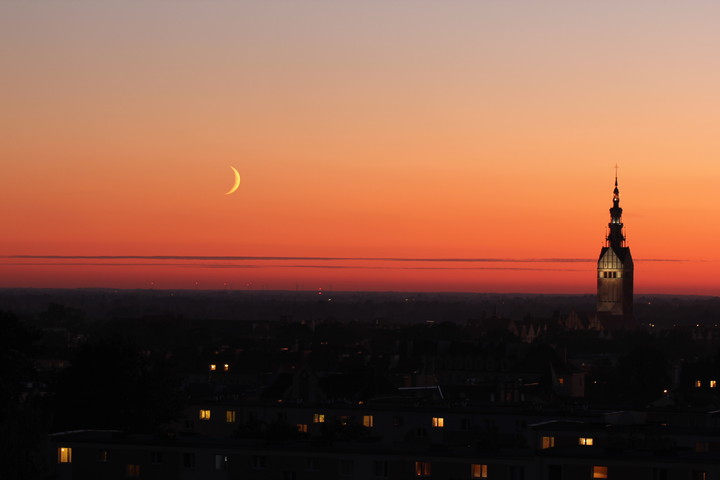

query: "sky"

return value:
[2, 1, 720, 294]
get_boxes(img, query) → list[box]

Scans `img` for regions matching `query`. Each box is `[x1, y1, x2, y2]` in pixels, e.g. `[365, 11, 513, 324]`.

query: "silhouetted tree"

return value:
[52, 335, 183, 433]
[0, 310, 48, 479]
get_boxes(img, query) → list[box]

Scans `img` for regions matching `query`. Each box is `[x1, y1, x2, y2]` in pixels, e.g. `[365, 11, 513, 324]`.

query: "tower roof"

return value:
[606, 174, 626, 249]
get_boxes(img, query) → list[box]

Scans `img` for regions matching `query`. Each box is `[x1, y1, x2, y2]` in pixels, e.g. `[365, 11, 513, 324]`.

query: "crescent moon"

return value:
[225, 166, 241, 195]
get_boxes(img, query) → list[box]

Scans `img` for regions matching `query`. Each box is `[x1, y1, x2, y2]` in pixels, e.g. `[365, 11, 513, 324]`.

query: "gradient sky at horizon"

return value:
[3, 1, 720, 294]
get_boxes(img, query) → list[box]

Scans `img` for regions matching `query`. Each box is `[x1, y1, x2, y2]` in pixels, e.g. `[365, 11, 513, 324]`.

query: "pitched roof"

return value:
[598, 246, 633, 265]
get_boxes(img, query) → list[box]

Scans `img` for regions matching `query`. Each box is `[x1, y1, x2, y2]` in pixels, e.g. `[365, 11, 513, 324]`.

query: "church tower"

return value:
[597, 175, 634, 318]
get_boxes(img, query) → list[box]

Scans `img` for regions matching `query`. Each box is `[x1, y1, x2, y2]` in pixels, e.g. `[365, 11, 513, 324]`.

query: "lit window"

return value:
[126, 464, 141, 477]
[97, 449, 109, 462]
[579, 437, 594, 446]
[58, 447, 72, 463]
[542, 436, 555, 449]
[471, 463, 488, 478]
[593, 465, 608, 479]
[340, 415, 351, 426]
[711, 380, 717, 388]
[558, 377, 565, 385]
[693, 470, 707, 480]
[215, 454, 228, 470]
[313, 413, 325, 423]
[226, 410, 236, 423]
[432, 417, 444, 428]
[695, 380, 702, 388]
[223, 364, 229, 372]
[209, 364, 217, 371]
[199, 409, 211, 420]
[414, 461, 431, 477]
[297, 423, 308, 433]
[363, 415, 374, 427]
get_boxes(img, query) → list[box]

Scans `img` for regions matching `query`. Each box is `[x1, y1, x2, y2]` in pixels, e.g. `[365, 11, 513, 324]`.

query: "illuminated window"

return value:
[226, 410, 236, 423]
[363, 415, 374, 427]
[209, 364, 217, 371]
[415, 461, 431, 477]
[223, 364, 229, 372]
[593, 465, 608, 479]
[199, 409, 211, 420]
[558, 377, 565, 385]
[542, 436, 555, 449]
[126, 464, 141, 477]
[340, 415, 351, 426]
[432, 417, 444, 428]
[215, 455, 228, 470]
[297, 423, 308, 433]
[579, 437, 594, 446]
[471, 464, 488, 478]
[693, 470, 707, 480]
[58, 447, 72, 463]
[97, 449, 109, 462]
[711, 380, 717, 388]
[695, 380, 702, 388]
[313, 413, 325, 423]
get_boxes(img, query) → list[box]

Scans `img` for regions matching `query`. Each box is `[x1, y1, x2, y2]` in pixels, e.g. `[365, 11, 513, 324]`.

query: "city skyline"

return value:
[3, 2, 720, 294]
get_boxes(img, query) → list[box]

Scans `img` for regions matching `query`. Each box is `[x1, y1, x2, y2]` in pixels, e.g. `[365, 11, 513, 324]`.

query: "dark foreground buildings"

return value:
[44, 176, 720, 480]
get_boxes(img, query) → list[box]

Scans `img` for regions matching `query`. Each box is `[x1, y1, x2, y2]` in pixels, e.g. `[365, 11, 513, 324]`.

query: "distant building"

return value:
[597, 174, 634, 323]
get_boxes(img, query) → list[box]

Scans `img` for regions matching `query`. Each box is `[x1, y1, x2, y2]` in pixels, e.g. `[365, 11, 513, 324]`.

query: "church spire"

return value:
[606, 173, 625, 249]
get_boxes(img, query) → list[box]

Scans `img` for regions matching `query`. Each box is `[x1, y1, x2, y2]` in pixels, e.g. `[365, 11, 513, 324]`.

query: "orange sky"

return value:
[2, 2, 720, 294]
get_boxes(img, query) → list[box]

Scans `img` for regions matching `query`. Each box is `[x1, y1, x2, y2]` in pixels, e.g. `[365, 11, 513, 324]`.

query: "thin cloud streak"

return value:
[1, 262, 583, 272]
[3, 255, 688, 263]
